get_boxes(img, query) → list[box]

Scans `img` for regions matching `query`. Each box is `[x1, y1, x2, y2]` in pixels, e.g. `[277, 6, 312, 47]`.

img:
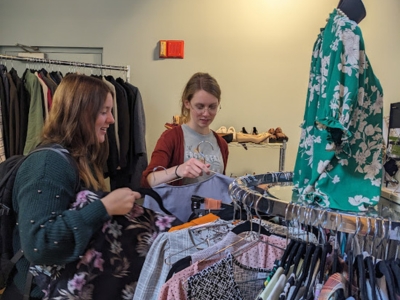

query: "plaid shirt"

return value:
[133, 220, 228, 300]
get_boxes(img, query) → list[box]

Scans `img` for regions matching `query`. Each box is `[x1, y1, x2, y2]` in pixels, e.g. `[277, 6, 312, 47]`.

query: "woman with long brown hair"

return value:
[4, 74, 140, 299]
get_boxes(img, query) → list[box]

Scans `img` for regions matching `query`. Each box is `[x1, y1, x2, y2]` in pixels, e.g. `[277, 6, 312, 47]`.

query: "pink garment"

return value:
[158, 234, 286, 300]
[37, 73, 53, 111]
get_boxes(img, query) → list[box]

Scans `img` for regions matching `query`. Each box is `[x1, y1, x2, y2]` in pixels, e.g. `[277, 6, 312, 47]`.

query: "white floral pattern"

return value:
[293, 9, 383, 212]
[30, 190, 178, 299]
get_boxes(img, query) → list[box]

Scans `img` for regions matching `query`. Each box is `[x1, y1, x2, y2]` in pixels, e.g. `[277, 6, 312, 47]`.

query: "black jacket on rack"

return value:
[105, 75, 130, 171]
[0, 56, 147, 190]
[109, 78, 148, 191]
[9, 68, 29, 156]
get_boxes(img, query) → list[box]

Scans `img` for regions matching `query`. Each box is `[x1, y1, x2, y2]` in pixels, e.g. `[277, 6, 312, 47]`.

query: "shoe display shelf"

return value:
[228, 140, 287, 172]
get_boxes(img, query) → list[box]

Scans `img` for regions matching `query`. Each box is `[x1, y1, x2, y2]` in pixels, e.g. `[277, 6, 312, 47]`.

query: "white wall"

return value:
[0, 0, 399, 176]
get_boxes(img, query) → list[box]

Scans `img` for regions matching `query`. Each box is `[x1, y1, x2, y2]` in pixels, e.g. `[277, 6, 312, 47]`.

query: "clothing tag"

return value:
[257, 272, 268, 280]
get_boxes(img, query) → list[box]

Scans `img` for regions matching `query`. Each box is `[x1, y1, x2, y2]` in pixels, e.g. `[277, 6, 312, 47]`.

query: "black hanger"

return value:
[39, 68, 48, 76]
[318, 242, 332, 285]
[304, 245, 322, 300]
[365, 255, 378, 300]
[165, 256, 192, 282]
[377, 260, 396, 300]
[136, 187, 175, 217]
[284, 241, 301, 276]
[292, 241, 307, 277]
[50, 70, 62, 84]
[355, 254, 368, 300]
[330, 231, 341, 275]
[231, 220, 271, 236]
[389, 259, 400, 297]
[279, 239, 296, 269]
[335, 288, 346, 300]
[289, 243, 316, 300]
[347, 250, 354, 298]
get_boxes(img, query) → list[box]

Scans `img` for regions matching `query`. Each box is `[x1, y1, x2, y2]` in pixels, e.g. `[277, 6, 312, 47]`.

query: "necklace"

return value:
[336, 8, 348, 18]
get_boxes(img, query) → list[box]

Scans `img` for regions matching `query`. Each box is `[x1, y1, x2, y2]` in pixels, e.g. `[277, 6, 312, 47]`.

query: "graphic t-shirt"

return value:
[181, 124, 224, 185]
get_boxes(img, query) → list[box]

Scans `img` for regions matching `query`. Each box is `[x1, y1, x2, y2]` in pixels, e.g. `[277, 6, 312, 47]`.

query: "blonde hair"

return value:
[41, 74, 112, 190]
[180, 72, 221, 124]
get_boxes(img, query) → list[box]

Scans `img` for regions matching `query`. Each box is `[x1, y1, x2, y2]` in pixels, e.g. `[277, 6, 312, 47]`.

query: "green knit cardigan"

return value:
[12, 150, 110, 298]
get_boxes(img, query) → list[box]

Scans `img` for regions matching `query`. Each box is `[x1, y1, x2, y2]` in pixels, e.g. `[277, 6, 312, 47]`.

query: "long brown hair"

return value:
[180, 72, 221, 124]
[41, 74, 112, 190]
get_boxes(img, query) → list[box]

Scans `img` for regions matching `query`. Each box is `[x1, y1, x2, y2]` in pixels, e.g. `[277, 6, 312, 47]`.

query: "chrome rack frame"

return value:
[0, 54, 131, 82]
[229, 171, 400, 241]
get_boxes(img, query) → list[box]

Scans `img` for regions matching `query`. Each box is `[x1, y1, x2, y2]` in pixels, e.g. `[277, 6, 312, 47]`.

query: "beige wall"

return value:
[0, 0, 399, 176]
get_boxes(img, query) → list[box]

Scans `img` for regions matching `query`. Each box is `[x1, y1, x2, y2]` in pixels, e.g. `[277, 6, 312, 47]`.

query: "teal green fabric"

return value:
[12, 150, 110, 298]
[293, 9, 384, 212]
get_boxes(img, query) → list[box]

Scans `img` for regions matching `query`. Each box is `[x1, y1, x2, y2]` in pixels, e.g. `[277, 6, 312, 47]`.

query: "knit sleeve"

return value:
[140, 128, 182, 188]
[13, 149, 110, 265]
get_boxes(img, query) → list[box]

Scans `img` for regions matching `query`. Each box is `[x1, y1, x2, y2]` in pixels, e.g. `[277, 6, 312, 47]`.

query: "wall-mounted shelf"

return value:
[228, 142, 284, 149]
[228, 140, 287, 172]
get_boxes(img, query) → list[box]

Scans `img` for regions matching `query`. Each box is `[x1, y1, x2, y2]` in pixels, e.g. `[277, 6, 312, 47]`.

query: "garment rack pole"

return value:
[0, 54, 131, 82]
[229, 172, 400, 242]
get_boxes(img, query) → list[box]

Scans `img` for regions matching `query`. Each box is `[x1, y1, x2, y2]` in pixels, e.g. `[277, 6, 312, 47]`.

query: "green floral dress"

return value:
[293, 9, 384, 212]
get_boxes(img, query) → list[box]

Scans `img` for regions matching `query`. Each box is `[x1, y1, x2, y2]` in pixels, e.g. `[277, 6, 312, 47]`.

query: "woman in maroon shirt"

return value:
[141, 72, 228, 188]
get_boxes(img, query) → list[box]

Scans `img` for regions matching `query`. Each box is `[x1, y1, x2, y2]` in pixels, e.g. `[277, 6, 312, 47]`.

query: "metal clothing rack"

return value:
[229, 171, 400, 242]
[0, 54, 131, 82]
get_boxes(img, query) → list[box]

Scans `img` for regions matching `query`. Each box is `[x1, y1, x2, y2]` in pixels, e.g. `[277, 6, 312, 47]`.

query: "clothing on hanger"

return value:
[0, 56, 140, 187]
[157, 218, 292, 300]
[257, 266, 284, 299]
[185, 253, 270, 300]
[142, 173, 234, 223]
[133, 218, 230, 300]
[166, 218, 289, 275]
[0, 64, 10, 159]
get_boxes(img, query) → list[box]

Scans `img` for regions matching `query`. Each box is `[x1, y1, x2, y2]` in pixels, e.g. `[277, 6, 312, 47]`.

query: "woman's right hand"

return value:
[176, 158, 211, 179]
[101, 188, 140, 215]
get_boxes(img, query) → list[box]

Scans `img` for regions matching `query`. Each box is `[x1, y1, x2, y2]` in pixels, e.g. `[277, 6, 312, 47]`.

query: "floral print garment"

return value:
[30, 190, 179, 300]
[293, 9, 384, 212]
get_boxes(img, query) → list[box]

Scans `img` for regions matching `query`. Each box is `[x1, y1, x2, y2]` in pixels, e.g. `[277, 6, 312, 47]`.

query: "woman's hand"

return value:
[146, 158, 211, 187]
[176, 158, 211, 179]
[101, 188, 141, 215]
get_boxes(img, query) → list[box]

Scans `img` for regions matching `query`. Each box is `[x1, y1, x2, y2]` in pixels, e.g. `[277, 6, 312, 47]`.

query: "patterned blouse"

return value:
[186, 253, 271, 300]
[293, 9, 384, 212]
